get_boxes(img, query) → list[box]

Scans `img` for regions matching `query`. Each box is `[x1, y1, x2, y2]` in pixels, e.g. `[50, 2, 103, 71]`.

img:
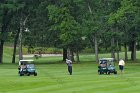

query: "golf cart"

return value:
[18, 60, 37, 76]
[98, 58, 117, 75]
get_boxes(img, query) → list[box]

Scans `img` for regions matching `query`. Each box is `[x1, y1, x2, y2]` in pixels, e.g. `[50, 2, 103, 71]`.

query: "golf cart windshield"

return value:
[107, 60, 114, 66]
[26, 64, 35, 69]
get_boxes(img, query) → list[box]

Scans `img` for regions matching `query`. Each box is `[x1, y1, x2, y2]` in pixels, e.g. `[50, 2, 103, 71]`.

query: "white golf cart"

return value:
[18, 59, 37, 76]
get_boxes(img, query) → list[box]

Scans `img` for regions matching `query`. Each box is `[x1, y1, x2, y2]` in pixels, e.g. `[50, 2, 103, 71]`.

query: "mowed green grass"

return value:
[0, 63, 140, 93]
[2, 46, 140, 93]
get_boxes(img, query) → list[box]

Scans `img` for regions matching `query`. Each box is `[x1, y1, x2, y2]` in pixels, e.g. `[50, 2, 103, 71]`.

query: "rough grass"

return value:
[0, 63, 140, 93]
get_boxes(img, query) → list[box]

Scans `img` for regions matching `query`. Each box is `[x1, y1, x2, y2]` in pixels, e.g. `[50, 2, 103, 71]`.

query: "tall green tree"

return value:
[0, 0, 17, 63]
[108, 0, 140, 60]
[47, 0, 82, 61]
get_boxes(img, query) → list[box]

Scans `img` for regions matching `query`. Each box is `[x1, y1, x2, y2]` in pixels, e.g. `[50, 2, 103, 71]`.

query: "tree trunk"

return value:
[18, 23, 23, 60]
[124, 43, 128, 61]
[88, 4, 99, 63]
[0, 40, 4, 64]
[137, 42, 140, 50]
[67, 49, 70, 60]
[18, 15, 29, 60]
[94, 35, 99, 63]
[116, 40, 119, 62]
[18, 16, 26, 60]
[63, 48, 67, 61]
[111, 37, 115, 59]
[0, 25, 6, 64]
[75, 47, 80, 63]
[70, 49, 74, 62]
[12, 29, 20, 63]
[131, 41, 136, 60]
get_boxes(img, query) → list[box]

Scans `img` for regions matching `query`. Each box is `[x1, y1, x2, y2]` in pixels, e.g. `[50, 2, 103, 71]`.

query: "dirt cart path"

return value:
[21, 54, 63, 58]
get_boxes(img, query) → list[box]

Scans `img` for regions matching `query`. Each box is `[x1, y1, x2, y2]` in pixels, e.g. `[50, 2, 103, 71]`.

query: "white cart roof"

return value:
[19, 59, 34, 62]
[19, 59, 34, 65]
[99, 58, 114, 60]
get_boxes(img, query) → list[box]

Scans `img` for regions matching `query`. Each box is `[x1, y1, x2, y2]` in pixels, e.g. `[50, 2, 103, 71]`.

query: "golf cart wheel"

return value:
[34, 72, 37, 76]
[107, 71, 110, 75]
[114, 71, 117, 74]
[27, 73, 30, 76]
[19, 74, 23, 76]
[98, 71, 102, 75]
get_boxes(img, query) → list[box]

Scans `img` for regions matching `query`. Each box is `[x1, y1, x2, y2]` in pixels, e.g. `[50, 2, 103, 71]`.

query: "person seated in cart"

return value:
[20, 62, 27, 71]
[100, 60, 107, 67]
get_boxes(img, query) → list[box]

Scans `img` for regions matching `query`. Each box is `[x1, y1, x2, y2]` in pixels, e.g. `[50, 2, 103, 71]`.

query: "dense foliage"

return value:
[0, 0, 139, 63]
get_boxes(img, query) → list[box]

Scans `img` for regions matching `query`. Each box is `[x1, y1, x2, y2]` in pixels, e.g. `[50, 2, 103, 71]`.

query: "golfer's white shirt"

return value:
[119, 60, 125, 66]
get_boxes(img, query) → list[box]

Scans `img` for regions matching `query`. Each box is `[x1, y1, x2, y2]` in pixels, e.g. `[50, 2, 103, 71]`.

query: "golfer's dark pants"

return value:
[68, 66, 72, 75]
[119, 65, 124, 71]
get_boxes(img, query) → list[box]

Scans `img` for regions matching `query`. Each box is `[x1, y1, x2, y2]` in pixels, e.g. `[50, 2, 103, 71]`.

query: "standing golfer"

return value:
[66, 59, 72, 75]
[118, 59, 125, 74]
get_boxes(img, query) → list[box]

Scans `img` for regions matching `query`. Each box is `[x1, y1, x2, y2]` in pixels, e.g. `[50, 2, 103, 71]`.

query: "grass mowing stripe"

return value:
[3, 80, 128, 93]
[4, 76, 136, 93]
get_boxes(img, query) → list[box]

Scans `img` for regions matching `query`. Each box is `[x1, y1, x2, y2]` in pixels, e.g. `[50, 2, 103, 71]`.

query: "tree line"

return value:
[0, 0, 140, 63]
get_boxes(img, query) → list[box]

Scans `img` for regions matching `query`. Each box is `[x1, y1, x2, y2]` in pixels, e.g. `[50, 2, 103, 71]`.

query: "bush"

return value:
[28, 47, 62, 54]
[46, 48, 62, 54]
[81, 48, 94, 53]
